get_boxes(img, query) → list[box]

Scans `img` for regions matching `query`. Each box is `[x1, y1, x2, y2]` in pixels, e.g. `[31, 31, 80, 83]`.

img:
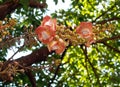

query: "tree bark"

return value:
[0, 0, 48, 83]
[0, 47, 51, 82]
[0, 0, 47, 20]
[15, 47, 50, 66]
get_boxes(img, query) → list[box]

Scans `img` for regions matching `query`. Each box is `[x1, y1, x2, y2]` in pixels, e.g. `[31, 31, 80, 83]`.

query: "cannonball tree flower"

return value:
[85, 36, 95, 47]
[47, 39, 66, 55]
[35, 16, 57, 44]
[41, 15, 56, 32]
[76, 22, 95, 46]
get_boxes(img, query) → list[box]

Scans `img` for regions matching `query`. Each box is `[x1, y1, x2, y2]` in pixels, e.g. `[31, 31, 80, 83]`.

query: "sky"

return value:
[46, 0, 71, 14]
[6, 0, 71, 59]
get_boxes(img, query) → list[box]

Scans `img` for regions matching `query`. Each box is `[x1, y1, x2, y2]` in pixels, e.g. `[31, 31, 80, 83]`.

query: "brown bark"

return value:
[0, 0, 47, 20]
[25, 69, 37, 87]
[0, 0, 48, 85]
[0, 47, 50, 86]
[0, 1, 19, 20]
[15, 47, 50, 66]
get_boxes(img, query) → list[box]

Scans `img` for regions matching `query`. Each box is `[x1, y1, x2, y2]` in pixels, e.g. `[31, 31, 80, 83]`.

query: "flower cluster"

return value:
[35, 16, 66, 54]
[0, 61, 24, 82]
[35, 16, 56, 44]
[0, 18, 17, 42]
[76, 22, 95, 46]
[35, 16, 96, 54]
[56, 25, 85, 46]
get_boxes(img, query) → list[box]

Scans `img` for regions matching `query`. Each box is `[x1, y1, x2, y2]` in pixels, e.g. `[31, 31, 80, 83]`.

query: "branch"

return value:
[95, 35, 120, 43]
[103, 42, 120, 53]
[96, 17, 120, 24]
[0, 0, 47, 20]
[1, 44, 25, 71]
[92, 3, 116, 23]
[84, 57, 91, 83]
[0, 47, 51, 82]
[15, 47, 50, 66]
[47, 46, 69, 87]
[29, 0, 47, 8]
[0, 1, 19, 20]
[25, 69, 37, 87]
[81, 46, 101, 87]
[13, 35, 119, 67]
[47, 64, 61, 87]
[81, 58, 91, 83]
[8, 44, 25, 61]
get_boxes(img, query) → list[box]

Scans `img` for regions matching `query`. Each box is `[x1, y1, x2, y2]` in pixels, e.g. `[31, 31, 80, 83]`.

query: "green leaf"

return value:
[62, 0, 65, 3]
[53, 0, 58, 5]
[19, 0, 29, 9]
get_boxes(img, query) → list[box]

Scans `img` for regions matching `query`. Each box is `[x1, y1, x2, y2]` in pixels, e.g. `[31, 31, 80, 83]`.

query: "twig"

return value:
[47, 64, 61, 87]
[8, 44, 25, 61]
[47, 45, 70, 87]
[25, 68, 37, 87]
[0, 35, 24, 49]
[96, 17, 120, 24]
[1, 44, 25, 71]
[88, 0, 95, 10]
[81, 45, 101, 87]
[81, 57, 91, 84]
[85, 57, 91, 83]
[92, 3, 116, 23]
[95, 35, 120, 43]
[103, 42, 120, 53]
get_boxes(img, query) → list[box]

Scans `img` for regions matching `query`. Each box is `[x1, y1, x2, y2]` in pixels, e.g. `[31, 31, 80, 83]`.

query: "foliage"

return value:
[0, 0, 120, 87]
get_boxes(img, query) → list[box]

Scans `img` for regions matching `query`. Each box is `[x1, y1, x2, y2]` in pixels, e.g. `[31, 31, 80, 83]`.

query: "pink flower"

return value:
[35, 26, 55, 44]
[35, 16, 56, 44]
[85, 36, 95, 47]
[47, 39, 66, 54]
[76, 22, 95, 46]
[76, 22, 93, 39]
[41, 15, 56, 32]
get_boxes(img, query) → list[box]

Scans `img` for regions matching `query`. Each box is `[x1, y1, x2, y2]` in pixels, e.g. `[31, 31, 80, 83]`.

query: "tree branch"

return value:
[8, 44, 25, 61]
[0, 0, 19, 20]
[25, 69, 37, 87]
[0, 47, 51, 82]
[103, 42, 120, 53]
[15, 47, 50, 67]
[8, 35, 119, 68]
[84, 57, 91, 83]
[0, 0, 47, 20]
[47, 46, 69, 87]
[29, 0, 47, 8]
[81, 57, 92, 84]
[96, 17, 120, 24]
[81, 46, 101, 87]
[95, 35, 120, 43]
[92, 3, 116, 23]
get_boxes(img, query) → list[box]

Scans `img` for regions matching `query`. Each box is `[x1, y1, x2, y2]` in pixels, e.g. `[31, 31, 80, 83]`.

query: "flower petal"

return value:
[76, 22, 95, 47]
[35, 26, 55, 44]
[41, 31, 50, 40]
[85, 36, 95, 47]
[76, 22, 93, 39]
[35, 16, 57, 44]
[47, 40, 58, 52]
[47, 39, 66, 55]
[41, 15, 57, 32]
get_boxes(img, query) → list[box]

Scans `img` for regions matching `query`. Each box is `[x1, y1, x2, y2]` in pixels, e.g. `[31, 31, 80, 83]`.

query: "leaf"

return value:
[62, 0, 65, 3]
[53, 0, 58, 5]
[19, 0, 29, 9]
